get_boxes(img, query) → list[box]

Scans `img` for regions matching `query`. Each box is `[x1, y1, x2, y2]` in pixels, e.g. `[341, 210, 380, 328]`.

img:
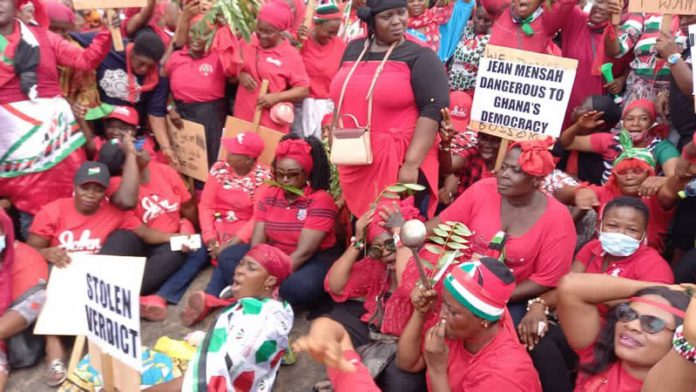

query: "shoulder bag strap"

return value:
[364, 41, 397, 129]
[332, 40, 371, 129]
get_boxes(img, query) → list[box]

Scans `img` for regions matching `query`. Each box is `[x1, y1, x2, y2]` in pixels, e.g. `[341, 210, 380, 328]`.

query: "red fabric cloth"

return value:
[433, 313, 542, 391]
[44, 1, 75, 23]
[199, 162, 271, 244]
[254, 186, 337, 254]
[11, 241, 48, 300]
[221, 132, 265, 158]
[576, 240, 674, 284]
[511, 137, 555, 177]
[165, 48, 234, 103]
[327, 350, 381, 392]
[258, 0, 294, 31]
[106, 162, 192, 233]
[300, 35, 346, 99]
[573, 360, 642, 392]
[0, 22, 112, 104]
[246, 243, 292, 283]
[234, 36, 309, 134]
[480, 0, 575, 53]
[0, 209, 15, 315]
[329, 60, 439, 218]
[324, 256, 389, 324]
[589, 132, 620, 162]
[275, 139, 313, 174]
[439, 178, 576, 287]
[623, 98, 656, 120]
[587, 185, 675, 253]
[407, 4, 454, 51]
[29, 198, 141, 253]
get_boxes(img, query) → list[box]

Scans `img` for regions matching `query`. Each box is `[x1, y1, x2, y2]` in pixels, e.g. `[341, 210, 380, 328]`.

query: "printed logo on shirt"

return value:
[141, 195, 179, 223]
[225, 211, 238, 222]
[99, 68, 142, 102]
[296, 208, 307, 221]
[265, 56, 282, 67]
[198, 63, 214, 77]
[58, 230, 102, 253]
[609, 268, 623, 277]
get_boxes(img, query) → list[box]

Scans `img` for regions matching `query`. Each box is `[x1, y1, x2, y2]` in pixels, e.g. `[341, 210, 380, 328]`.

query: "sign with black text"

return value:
[470, 45, 578, 141]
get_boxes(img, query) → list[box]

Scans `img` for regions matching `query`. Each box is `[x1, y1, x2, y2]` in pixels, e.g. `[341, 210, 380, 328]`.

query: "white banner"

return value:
[470, 45, 578, 141]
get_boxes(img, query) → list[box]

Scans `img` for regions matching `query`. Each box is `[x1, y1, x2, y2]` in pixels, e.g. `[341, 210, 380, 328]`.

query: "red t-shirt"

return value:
[107, 162, 191, 233]
[324, 256, 388, 324]
[12, 241, 49, 300]
[574, 361, 643, 392]
[254, 186, 337, 255]
[589, 185, 674, 253]
[439, 178, 576, 287]
[234, 36, 310, 134]
[326, 350, 380, 392]
[589, 133, 620, 163]
[300, 36, 346, 99]
[165, 48, 233, 103]
[576, 240, 674, 284]
[435, 314, 542, 392]
[29, 198, 141, 254]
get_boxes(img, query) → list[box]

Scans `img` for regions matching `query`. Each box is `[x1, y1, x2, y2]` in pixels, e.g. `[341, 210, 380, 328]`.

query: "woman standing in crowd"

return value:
[148, 244, 294, 392]
[447, 5, 492, 95]
[0, 0, 113, 238]
[234, 0, 310, 134]
[561, 99, 679, 182]
[397, 259, 542, 391]
[428, 139, 576, 324]
[518, 196, 674, 392]
[405, 0, 453, 51]
[557, 273, 690, 391]
[299, 2, 346, 139]
[330, 0, 450, 218]
[181, 136, 338, 325]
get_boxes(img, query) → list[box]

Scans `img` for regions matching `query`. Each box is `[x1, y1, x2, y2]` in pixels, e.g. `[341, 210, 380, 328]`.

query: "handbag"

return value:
[330, 40, 398, 166]
[6, 284, 46, 369]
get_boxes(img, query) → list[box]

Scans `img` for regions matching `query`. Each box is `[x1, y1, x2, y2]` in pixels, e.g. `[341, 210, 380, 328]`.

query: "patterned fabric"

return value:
[182, 298, 293, 392]
[539, 169, 579, 196]
[621, 70, 672, 106]
[407, 4, 454, 51]
[449, 24, 490, 92]
[210, 162, 271, 197]
[0, 97, 84, 178]
[613, 130, 657, 167]
[454, 147, 493, 194]
[601, 132, 662, 183]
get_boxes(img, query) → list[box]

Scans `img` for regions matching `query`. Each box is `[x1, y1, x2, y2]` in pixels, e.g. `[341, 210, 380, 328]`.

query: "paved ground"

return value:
[7, 268, 326, 391]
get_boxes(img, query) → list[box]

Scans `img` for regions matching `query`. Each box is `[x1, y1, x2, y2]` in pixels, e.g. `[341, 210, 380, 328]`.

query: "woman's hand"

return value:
[293, 335, 356, 373]
[656, 92, 670, 123]
[238, 72, 258, 92]
[297, 25, 310, 41]
[215, 236, 241, 257]
[169, 106, 184, 130]
[606, 0, 622, 22]
[257, 93, 281, 109]
[41, 247, 71, 268]
[411, 283, 438, 314]
[354, 209, 374, 240]
[605, 75, 626, 95]
[439, 108, 455, 145]
[574, 187, 600, 210]
[398, 163, 419, 184]
[206, 240, 220, 258]
[656, 31, 682, 60]
[71, 101, 88, 120]
[438, 175, 459, 205]
[379, 202, 405, 233]
[576, 110, 605, 131]
[183, 0, 201, 19]
[518, 302, 548, 350]
[121, 134, 137, 155]
[423, 319, 449, 375]
[637, 176, 667, 197]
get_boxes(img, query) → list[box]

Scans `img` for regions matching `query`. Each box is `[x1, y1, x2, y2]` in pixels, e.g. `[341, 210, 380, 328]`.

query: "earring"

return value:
[481, 321, 489, 328]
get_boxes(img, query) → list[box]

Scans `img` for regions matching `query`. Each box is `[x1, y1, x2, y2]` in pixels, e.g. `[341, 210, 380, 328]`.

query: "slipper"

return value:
[180, 291, 209, 327]
[46, 359, 67, 387]
[140, 295, 168, 322]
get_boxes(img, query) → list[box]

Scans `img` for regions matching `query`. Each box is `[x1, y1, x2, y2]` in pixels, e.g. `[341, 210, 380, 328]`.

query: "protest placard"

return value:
[71, 0, 147, 51]
[222, 116, 284, 165]
[167, 117, 209, 182]
[628, 0, 696, 15]
[469, 45, 578, 142]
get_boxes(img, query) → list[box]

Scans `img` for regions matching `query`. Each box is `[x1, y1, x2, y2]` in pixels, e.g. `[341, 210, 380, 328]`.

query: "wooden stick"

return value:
[67, 336, 86, 375]
[252, 79, 270, 133]
[106, 9, 124, 51]
[494, 138, 510, 171]
[661, 14, 673, 34]
[100, 354, 115, 392]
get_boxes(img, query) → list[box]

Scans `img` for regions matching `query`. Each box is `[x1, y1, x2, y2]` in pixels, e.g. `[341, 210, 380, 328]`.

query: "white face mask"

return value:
[599, 231, 642, 257]
[0, 235, 5, 255]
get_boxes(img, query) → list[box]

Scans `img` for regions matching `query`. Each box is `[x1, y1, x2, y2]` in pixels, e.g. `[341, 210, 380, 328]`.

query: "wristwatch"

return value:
[667, 53, 681, 65]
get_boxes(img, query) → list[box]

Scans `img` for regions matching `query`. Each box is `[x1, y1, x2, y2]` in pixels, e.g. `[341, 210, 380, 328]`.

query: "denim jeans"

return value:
[156, 247, 209, 304]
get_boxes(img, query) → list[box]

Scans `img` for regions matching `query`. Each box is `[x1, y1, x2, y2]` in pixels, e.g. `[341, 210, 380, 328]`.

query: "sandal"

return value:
[46, 359, 67, 387]
[180, 291, 209, 327]
[140, 295, 168, 322]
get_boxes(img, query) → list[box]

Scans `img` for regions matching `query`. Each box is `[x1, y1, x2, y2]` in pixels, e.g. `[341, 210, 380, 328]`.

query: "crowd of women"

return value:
[2, 0, 696, 389]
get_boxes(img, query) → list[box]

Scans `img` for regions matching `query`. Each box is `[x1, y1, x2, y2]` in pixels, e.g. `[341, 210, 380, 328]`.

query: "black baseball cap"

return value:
[74, 161, 110, 188]
[97, 140, 126, 177]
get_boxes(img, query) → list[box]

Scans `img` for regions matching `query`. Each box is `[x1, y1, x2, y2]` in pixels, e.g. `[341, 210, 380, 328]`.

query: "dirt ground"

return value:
[6, 268, 327, 391]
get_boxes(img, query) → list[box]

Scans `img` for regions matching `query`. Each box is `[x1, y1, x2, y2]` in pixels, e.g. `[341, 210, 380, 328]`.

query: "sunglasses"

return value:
[615, 167, 648, 176]
[615, 303, 675, 334]
[367, 239, 396, 259]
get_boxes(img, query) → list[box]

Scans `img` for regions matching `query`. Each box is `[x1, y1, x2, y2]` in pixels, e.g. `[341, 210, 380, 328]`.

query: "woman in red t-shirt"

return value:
[557, 273, 690, 392]
[406, 0, 453, 51]
[181, 136, 338, 326]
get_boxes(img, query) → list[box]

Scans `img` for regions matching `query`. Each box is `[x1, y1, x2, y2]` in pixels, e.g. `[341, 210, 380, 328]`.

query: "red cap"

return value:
[449, 91, 472, 132]
[106, 106, 139, 126]
[222, 132, 265, 158]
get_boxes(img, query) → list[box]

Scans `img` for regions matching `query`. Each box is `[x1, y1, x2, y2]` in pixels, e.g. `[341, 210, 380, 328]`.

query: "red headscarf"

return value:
[44, 0, 75, 24]
[258, 0, 294, 31]
[367, 196, 421, 242]
[16, 0, 48, 26]
[510, 137, 555, 177]
[622, 99, 656, 122]
[275, 139, 313, 174]
[246, 244, 292, 284]
[0, 209, 16, 316]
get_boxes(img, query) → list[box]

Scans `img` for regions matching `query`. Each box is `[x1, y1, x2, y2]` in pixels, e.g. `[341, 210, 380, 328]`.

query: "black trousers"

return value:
[527, 323, 578, 392]
[674, 248, 696, 284]
[99, 230, 187, 295]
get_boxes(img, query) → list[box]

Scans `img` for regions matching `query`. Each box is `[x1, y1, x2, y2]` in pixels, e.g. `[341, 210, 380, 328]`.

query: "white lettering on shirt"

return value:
[265, 56, 282, 67]
[141, 195, 179, 223]
[59, 230, 102, 253]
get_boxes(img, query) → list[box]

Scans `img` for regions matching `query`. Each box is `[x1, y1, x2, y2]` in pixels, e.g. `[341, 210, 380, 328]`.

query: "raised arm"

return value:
[52, 29, 112, 71]
[125, 0, 157, 37]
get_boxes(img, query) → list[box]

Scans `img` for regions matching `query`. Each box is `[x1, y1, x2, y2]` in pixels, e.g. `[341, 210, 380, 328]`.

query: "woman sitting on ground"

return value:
[181, 135, 338, 325]
[147, 244, 294, 392]
[557, 273, 691, 391]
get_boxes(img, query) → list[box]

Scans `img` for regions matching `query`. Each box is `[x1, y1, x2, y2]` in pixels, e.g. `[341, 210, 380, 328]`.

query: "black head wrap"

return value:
[357, 0, 407, 23]
[591, 95, 622, 130]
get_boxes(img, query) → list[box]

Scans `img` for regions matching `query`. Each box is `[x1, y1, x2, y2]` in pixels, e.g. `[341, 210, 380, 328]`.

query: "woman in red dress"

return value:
[329, 0, 450, 218]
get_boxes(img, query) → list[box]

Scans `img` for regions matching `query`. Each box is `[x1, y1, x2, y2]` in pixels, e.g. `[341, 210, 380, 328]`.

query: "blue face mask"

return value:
[0, 235, 5, 255]
[599, 231, 641, 257]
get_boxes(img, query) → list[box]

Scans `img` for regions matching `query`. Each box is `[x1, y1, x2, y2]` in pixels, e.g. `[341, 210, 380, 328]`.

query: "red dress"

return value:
[329, 39, 450, 217]
[301, 35, 346, 99]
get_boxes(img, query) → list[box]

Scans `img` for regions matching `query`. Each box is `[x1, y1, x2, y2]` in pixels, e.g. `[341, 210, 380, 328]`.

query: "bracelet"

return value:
[439, 143, 451, 152]
[673, 325, 696, 363]
[526, 297, 550, 316]
[350, 236, 365, 251]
